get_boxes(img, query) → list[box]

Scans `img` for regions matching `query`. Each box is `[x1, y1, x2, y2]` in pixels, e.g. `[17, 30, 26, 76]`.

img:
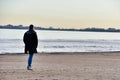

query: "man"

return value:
[23, 24, 38, 70]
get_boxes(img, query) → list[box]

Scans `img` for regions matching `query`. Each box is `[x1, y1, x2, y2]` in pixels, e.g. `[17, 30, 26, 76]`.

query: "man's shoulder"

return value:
[24, 31, 29, 34]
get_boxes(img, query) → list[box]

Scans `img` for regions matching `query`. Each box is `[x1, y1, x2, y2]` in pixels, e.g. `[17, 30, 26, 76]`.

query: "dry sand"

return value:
[0, 52, 120, 80]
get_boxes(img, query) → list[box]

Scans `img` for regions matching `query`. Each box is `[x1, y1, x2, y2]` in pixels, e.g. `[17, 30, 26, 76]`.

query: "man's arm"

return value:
[34, 32, 38, 48]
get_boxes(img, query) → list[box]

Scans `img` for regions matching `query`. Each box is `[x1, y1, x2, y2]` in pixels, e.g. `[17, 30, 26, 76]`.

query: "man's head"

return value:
[29, 24, 34, 30]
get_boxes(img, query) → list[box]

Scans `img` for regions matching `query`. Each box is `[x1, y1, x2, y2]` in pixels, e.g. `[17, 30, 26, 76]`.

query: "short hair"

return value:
[29, 24, 34, 30]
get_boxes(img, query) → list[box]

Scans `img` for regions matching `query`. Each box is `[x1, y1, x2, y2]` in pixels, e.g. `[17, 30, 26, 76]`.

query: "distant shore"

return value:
[0, 52, 120, 80]
[0, 25, 120, 32]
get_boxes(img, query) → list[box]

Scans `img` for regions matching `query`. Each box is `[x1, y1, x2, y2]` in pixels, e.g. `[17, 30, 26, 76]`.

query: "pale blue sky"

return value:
[0, 0, 120, 28]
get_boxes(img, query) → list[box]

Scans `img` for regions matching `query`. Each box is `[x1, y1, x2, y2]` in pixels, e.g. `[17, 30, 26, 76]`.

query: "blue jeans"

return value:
[28, 53, 34, 67]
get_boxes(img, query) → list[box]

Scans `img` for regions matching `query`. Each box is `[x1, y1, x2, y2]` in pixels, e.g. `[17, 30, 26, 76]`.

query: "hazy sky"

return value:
[0, 0, 120, 28]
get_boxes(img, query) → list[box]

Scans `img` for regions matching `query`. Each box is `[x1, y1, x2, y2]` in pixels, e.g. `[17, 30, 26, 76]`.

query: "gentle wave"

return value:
[0, 39, 120, 54]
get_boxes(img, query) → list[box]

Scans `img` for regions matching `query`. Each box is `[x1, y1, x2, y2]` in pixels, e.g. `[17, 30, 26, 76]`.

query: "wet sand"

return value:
[0, 52, 120, 80]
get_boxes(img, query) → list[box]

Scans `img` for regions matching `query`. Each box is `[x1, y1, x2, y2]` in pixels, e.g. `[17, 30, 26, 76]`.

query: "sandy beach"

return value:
[0, 52, 120, 80]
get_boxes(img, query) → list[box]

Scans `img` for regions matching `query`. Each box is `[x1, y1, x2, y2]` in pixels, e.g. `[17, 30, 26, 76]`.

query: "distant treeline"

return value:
[0, 24, 120, 32]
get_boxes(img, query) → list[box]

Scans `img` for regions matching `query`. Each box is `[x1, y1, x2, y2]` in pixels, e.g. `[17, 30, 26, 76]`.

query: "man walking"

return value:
[23, 24, 38, 70]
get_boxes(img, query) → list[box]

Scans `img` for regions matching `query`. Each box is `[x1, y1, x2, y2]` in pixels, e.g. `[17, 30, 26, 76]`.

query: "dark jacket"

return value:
[23, 30, 38, 54]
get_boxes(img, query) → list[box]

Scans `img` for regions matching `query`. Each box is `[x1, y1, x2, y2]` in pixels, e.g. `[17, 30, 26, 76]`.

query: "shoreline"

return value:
[1, 51, 120, 55]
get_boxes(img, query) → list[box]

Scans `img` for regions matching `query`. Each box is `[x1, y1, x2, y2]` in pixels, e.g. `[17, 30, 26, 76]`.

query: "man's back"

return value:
[24, 30, 38, 47]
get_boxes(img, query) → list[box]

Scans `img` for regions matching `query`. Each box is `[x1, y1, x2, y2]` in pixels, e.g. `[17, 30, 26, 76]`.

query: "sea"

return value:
[0, 29, 120, 54]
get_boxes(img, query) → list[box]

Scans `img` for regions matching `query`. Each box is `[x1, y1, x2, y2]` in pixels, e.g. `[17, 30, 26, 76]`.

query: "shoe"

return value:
[27, 66, 32, 70]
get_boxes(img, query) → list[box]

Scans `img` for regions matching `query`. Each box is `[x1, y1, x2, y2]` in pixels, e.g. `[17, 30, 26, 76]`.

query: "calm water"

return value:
[0, 29, 120, 54]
